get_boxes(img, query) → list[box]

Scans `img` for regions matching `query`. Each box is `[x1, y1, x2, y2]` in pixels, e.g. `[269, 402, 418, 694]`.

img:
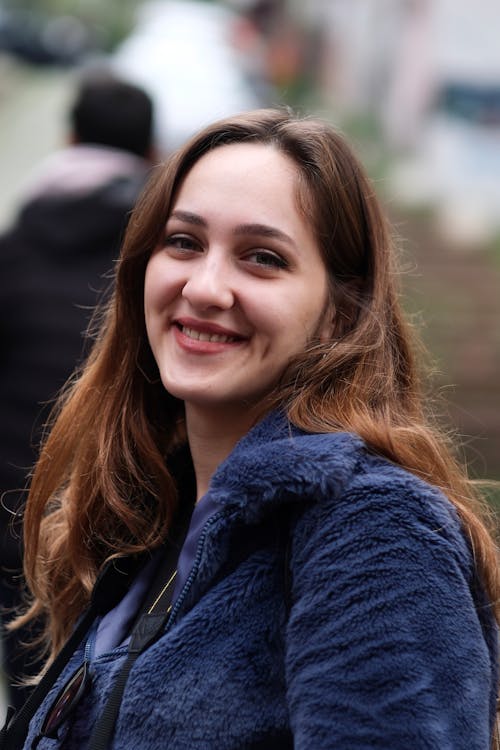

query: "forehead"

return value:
[173, 142, 307, 221]
[183, 141, 298, 186]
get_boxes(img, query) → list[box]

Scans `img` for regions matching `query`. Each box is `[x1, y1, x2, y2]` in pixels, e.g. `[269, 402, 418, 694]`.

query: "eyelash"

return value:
[245, 250, 288, 270]
[162, 234, 289, 271]
[163, 234, 200, 252]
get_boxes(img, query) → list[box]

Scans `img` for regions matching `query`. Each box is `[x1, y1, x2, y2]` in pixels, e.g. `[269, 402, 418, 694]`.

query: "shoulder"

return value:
[214, 413, 366, 503]
[286, 430, 471, 576]
[226, 410, 459, 527]
[214, 411, 469, 566]
[234, 416, 473, 580]
[283, 434, 495, 748]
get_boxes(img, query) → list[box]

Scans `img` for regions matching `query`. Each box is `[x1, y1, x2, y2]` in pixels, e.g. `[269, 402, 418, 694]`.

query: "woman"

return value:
[6, 109, 499, 748]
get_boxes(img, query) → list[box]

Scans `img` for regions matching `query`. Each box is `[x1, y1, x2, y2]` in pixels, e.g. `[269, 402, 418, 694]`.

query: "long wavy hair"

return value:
[17, 109, 499, 670]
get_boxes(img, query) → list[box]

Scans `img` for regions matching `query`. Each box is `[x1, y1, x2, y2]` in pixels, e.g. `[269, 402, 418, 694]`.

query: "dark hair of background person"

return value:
[70, 75, 154, 158]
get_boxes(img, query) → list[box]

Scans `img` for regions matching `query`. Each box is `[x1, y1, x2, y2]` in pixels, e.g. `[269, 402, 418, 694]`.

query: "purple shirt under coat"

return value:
[93, 492, 218, 658]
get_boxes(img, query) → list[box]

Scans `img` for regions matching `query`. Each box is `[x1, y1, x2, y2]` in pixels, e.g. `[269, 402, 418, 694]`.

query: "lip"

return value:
[172, 317, 247, 353]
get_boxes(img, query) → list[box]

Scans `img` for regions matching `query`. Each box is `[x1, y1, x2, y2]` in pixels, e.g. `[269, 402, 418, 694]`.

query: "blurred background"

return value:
[0, 0, 499, 718]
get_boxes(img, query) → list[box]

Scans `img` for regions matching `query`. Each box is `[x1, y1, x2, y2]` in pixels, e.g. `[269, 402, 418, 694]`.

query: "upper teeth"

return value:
[182, 326, 235, 343]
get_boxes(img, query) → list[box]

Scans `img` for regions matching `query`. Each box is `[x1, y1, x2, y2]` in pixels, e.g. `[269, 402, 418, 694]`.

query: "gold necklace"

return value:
[147, 569, 177, 615]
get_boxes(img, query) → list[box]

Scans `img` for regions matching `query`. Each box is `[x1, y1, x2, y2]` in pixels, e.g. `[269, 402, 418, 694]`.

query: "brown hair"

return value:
[17, 109, 499, 670]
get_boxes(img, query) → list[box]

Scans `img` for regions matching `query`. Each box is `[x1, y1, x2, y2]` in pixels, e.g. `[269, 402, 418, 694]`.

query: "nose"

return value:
[181, 253, 234, 310]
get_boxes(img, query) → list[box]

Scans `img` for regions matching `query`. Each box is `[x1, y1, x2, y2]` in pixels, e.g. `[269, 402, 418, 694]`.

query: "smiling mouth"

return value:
[178, 324, 240, 344]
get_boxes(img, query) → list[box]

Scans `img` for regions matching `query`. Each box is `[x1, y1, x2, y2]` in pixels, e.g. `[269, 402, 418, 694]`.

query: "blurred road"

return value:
[0, 58, 73, 230]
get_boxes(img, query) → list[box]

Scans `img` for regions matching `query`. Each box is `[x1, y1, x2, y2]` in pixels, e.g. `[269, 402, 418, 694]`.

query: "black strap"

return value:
[87, 504, 193, 750]
[87, 572, 177, 750]
[0, 608, 95, 750]
[88, 511, 294, 750]
[0, 555, 147, 750]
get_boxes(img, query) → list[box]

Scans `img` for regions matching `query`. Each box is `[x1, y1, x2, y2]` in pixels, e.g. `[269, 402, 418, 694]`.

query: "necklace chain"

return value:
[147, 569, 177, 614]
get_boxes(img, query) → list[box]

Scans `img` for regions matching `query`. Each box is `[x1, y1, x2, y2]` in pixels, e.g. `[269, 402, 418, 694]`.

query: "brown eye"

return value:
[246, 250, 288, 269]
[163, 235, 201, 253]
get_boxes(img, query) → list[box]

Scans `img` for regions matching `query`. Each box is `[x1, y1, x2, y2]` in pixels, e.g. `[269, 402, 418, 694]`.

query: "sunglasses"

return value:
[28, 563, 179, 748]
[31, 660, 91, 749]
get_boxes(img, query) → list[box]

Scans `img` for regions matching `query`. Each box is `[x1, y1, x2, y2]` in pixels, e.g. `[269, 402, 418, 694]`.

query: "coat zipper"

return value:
[165, 510, 227, 629]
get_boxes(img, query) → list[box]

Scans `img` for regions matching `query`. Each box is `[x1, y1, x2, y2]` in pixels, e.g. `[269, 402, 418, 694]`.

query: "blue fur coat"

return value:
[25, 411, 497, 749]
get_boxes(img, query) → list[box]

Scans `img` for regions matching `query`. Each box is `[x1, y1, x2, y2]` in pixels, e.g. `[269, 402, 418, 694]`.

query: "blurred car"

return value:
[384, 0, 500, 244]
[389, 83, 500, 245]
[0, 7, 93, 65]
[111, 0, 271, 154]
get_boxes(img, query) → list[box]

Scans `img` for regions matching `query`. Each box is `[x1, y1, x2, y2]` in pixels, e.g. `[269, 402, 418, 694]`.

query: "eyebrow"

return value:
[169, 211, 296, 248]
[233, 223, 296, 248]
[169, 210, 207, 227]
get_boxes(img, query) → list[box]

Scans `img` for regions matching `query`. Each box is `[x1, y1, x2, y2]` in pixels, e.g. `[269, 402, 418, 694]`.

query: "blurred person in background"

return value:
[0, 70, 155, 712]
[228, 0, 306, 98]
[110, 0, 273, 154]
[1, 109, 498, 749]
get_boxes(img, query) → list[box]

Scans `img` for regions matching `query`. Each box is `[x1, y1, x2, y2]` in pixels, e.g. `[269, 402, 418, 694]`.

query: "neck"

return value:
[185, 403, 264, 501]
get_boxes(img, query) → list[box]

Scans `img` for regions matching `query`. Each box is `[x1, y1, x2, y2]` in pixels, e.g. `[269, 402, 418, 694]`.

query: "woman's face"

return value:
[144, 142, 333, 415]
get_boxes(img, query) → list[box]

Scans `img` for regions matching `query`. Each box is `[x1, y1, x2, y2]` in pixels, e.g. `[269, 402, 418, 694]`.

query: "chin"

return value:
[161, 381, 221, 405]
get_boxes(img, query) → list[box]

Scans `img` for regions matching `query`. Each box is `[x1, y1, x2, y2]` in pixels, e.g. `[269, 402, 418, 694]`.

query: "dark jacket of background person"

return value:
[0, 73, 154, 710]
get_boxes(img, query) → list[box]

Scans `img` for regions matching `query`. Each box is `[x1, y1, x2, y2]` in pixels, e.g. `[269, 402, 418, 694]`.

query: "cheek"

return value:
[251, 290, 329, 352]
[143, 298, 158, 356]
[144, 259, 158, 310]
[144, 257, 177, 313]
[144, 263, 165, 346]
[294, 291, 333, 341]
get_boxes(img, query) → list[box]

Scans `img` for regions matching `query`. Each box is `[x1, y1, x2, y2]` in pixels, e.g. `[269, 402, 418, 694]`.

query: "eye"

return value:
[162, 234, 202, 255]
[244, 250, 289, 271]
